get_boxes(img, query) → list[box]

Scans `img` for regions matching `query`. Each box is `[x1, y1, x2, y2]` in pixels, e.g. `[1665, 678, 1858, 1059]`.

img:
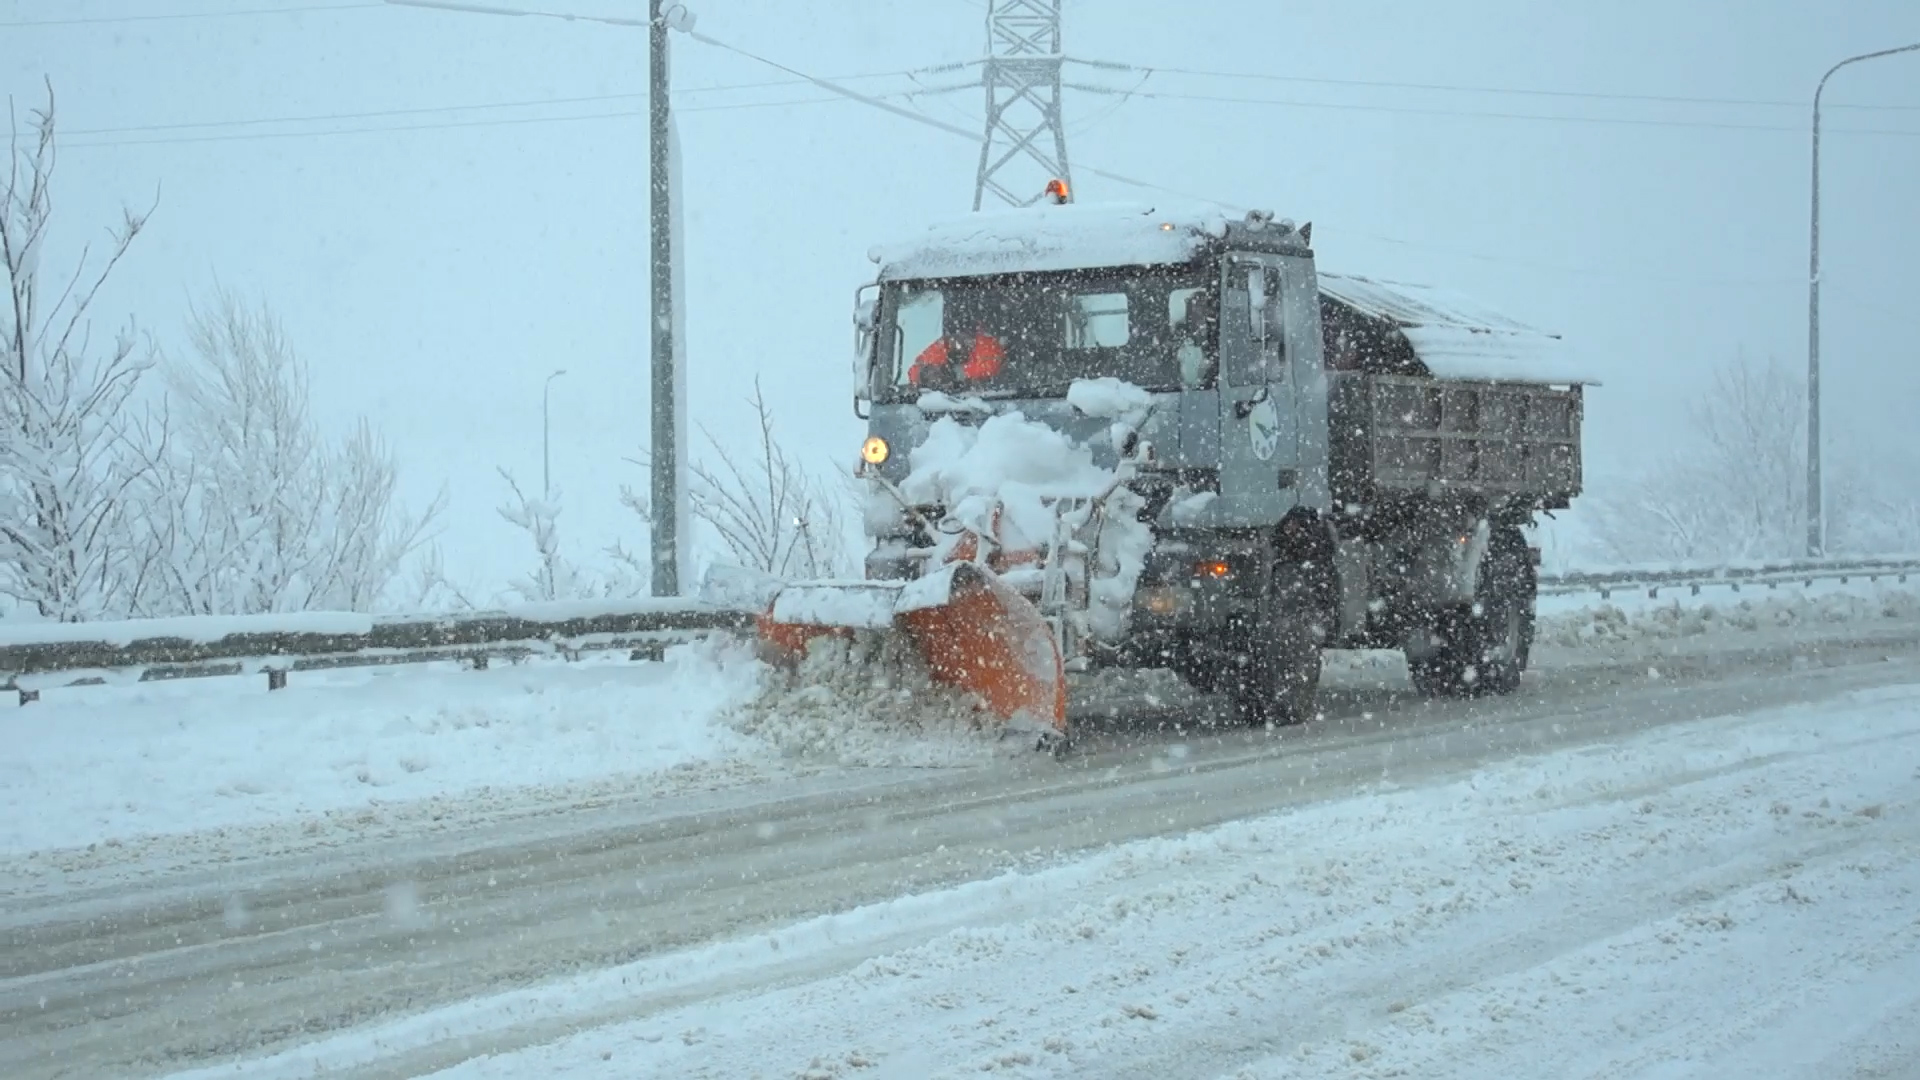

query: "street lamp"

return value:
[1805, 41, 1920, 557]
[385, 0, 695, 594]
[543, 368, 567, 500]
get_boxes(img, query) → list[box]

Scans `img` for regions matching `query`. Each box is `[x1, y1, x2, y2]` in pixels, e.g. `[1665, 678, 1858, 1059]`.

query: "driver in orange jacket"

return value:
[909, 327, 1005, 385]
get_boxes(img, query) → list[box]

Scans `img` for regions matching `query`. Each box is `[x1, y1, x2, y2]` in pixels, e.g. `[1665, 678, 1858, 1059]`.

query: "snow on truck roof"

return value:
[866, 204, 1596, 386]
[1318, 273, 1600, 386]
[869, 201, 1243, 281]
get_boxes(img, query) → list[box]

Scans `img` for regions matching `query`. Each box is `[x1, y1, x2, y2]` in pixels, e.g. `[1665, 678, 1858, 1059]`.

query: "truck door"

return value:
[1216, 255, 1297, 526]
[1277, 255, 1331, 513]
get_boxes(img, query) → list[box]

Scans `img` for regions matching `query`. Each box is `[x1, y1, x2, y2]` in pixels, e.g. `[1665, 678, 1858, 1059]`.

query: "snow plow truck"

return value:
[754, 199, 1590, 754]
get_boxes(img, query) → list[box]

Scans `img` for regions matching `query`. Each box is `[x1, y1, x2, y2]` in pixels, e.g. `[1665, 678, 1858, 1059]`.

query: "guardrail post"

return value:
[267, 669, 287, 691]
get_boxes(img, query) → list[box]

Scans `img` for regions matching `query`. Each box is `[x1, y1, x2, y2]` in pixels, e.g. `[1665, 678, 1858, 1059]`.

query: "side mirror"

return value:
[852, 286, 879, 418]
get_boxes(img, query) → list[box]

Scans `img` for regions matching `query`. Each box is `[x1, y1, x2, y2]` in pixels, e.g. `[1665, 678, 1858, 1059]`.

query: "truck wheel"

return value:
[1407, 527, 1535, 698]
[1228, 541, 1320, 726]
[1174, 653, 1227, 697]
[1233, 611, 1322, 728]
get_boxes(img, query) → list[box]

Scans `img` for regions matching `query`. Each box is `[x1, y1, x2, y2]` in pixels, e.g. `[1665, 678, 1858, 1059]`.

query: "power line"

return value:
[1069, 58, 1920, 115]
[57, 68, 948, 142]
[0, 3, 379, 27]
[1063, 82, 1920, 138]
[63, 65, 1913, 150]
[60, 93, 921, 149]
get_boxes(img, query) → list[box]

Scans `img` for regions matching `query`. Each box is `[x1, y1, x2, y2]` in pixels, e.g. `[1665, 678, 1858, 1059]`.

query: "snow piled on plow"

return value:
[719, 633, 1012, 768]
[901, 406, 1154, 642]
[903, 412, 1112, 555]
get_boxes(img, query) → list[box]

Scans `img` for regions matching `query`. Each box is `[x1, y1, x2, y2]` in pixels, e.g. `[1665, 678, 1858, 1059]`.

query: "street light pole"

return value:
[1806, 41, 1920, 558]
[543, 368, 567, 500]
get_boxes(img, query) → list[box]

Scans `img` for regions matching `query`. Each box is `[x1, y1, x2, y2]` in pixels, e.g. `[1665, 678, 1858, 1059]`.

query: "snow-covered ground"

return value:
[1536, 568, 1920, 624]
[164, 672, 1920, 1079]
[5, 581, 1918, 865]
[0, 640, 768, 857]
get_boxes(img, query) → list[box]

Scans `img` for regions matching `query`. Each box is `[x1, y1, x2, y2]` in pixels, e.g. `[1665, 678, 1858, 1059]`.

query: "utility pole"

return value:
[649, 0, 682, 595]
[973, 0, 1073, 209]
[1804, 41, 1920, 558]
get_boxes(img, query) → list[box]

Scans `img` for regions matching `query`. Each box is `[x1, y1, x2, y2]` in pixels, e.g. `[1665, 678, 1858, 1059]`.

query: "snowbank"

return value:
[0, 639, 767, 856]
[1536, 585, 1920, 649]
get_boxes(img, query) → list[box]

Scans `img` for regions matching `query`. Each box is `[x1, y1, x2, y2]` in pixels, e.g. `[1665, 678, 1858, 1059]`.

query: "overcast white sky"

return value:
[6, 0, 1917, 594]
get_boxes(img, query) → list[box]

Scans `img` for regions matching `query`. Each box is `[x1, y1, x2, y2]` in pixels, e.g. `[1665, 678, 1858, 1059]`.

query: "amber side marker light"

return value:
[861, 436, 890, 465]
[1196, 560, 1231, 579]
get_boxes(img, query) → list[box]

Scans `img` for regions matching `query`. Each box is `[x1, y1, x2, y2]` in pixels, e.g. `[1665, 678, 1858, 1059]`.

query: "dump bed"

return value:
[1315, 273, 1588, 507]
[1328, 374, 1583, 506]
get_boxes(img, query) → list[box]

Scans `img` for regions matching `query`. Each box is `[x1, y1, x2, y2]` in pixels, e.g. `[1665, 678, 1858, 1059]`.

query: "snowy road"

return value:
[427, 664, 1920, 1080]
[4, 619, 1920, 1079]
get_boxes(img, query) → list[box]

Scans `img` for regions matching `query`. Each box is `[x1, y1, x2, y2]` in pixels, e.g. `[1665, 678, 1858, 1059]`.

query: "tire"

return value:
[1407, 526, 1535, 698]
[1174, 653, 1228, 697]
[1230, 563, 1325, 727]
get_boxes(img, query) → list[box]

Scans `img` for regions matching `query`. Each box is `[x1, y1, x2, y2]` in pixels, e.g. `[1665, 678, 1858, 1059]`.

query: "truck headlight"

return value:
[1137, 586, 1191, 617]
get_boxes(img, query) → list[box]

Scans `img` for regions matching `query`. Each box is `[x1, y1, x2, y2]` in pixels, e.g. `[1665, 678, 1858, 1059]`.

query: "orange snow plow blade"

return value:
[755, 562, 1067, 736]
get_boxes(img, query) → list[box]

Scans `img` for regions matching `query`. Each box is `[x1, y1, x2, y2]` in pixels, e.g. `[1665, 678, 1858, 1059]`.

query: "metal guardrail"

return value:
[1539, 555, 1920, 600]
[0, 601, 754, 704]
[3, 554, 1917, 705]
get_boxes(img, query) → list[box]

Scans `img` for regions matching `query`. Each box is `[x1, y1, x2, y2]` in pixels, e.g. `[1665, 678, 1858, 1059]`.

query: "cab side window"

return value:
[1221, 263, 1283, 386]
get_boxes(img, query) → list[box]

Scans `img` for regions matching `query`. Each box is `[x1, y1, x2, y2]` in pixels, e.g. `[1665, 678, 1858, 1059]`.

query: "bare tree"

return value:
[402, 543, 476, 612]
[0, 83, 158, 620]
[133, 293, 442, 614]
[493, 469, 645, 603]
[1586, 352, 1916, 565]
[655, 378, 853, 580]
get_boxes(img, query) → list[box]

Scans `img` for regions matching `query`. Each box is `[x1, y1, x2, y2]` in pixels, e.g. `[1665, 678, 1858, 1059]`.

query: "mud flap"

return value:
[757, 562, 1068, 738]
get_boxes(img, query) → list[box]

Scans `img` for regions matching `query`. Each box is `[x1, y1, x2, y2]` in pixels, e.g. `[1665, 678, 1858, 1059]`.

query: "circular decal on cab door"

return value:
[1248, 396, 1281, 462]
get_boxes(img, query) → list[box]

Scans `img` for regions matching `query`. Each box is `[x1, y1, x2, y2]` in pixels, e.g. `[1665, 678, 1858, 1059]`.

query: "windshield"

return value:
[874, 266, 1216, 401]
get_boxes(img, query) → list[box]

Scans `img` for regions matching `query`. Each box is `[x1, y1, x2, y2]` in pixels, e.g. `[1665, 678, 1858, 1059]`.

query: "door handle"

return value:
[1232, 386, 1271, 419]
